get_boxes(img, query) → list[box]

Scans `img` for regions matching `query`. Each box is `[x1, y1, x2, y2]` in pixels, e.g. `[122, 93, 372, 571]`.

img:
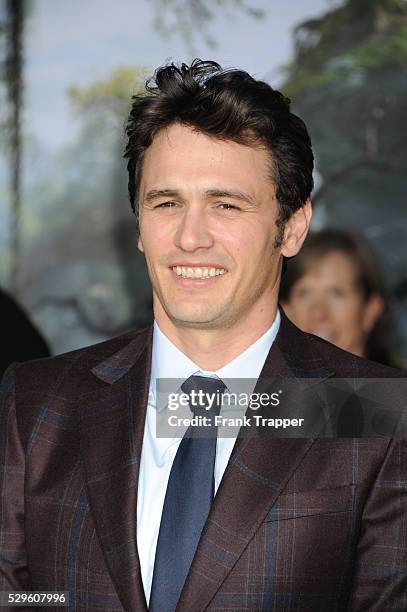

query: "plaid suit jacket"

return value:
[1, 311, 406, 611]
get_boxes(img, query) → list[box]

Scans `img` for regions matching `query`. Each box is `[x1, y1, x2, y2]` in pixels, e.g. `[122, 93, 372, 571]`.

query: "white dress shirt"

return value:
[137, 309, 281, 603]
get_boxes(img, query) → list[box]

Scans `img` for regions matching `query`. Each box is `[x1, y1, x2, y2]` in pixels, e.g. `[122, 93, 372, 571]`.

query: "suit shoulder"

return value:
[1, 326, 152, 447]
[11, 325, 152, 392]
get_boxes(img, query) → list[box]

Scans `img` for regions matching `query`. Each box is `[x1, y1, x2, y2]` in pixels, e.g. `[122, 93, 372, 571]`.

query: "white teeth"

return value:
[172, 266, 226, 279]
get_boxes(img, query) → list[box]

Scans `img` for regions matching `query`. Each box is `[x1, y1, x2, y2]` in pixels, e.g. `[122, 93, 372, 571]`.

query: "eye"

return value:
[329, 287, 347, 298]
[217, 203, 240, 211]
[295, 287, 312, 300]
[155, 201, 178, 209]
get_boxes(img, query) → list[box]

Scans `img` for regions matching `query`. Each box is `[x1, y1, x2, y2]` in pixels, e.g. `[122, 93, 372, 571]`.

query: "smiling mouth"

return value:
[172, 266, 227, 279]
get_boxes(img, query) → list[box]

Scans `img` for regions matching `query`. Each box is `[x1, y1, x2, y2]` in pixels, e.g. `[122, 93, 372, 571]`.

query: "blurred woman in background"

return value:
[280, 229, 402, 368]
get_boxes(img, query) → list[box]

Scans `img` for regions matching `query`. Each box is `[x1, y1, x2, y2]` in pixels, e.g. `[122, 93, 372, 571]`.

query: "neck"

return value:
[154, 302, 279, 371]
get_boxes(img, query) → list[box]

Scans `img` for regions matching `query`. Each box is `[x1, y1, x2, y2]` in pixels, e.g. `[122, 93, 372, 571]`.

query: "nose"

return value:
[174, 205, 214, 252]
[308, 296, 331, 325]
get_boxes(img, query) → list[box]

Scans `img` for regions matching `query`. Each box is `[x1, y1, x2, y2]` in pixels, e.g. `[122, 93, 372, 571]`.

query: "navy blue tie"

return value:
[149, 375, 226, 612]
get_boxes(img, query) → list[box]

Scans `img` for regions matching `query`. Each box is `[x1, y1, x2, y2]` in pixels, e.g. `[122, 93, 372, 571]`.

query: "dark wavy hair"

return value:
[124, 59, 314, 233]
[280, 229, 402, 368]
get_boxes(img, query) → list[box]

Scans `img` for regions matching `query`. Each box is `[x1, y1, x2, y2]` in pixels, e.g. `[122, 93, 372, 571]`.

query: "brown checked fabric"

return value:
[0, 310, 406, 611]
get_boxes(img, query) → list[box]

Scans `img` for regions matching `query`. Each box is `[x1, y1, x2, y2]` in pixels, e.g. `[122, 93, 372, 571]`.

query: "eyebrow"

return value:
[145, 189, 181, 202]
[144, 188, 258, 206]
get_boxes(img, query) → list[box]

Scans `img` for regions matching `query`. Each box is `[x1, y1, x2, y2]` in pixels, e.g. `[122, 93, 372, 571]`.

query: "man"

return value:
[0, 59, 406, 611]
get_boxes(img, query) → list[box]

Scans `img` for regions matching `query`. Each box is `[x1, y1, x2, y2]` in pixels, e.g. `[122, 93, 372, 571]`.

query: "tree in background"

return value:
[25, 68, 152, 350]
[0, 0, 262, 354]
[0, 0, 27, 293]
[281, 0, 407, 356]
[151, 0, 263, 50]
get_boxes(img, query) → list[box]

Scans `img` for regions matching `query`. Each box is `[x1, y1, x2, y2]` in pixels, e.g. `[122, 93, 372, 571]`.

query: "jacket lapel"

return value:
[80, 327, 152, 612]
[177, 437, 314, 611]
[178, 310, 335, 611]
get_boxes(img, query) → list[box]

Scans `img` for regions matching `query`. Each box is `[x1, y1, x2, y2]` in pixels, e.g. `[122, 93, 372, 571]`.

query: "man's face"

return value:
[137, 123, 288, 332]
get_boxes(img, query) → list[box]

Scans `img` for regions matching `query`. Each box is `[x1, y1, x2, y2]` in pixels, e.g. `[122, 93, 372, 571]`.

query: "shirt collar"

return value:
[151, 308, 280, 401]
[149, 309, 281, 460]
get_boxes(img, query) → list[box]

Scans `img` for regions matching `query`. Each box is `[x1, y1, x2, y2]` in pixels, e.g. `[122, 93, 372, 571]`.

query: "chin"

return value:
[167, 307, 227, 329]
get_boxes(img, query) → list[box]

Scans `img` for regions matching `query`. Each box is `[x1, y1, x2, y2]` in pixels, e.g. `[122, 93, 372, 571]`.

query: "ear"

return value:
[281, 199, 312, 258]
[137, 234, 144, 253]
[362, 293, 384, 333]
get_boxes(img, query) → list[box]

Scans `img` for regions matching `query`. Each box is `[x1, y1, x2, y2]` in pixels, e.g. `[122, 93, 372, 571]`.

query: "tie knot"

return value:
[181, 375, 226, 417]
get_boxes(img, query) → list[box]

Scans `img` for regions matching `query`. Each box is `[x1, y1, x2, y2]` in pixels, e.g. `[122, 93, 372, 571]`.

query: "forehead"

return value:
[140, 123, 274, 193]
[301, 251, 358, 284]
